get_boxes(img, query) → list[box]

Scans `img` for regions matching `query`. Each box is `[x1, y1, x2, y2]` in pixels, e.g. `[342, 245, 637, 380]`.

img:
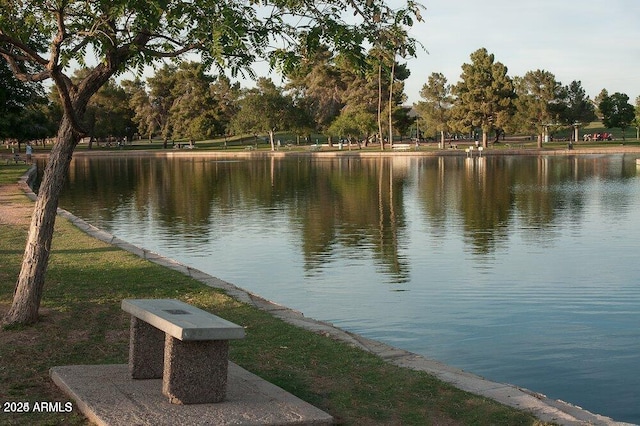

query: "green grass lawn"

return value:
[0, 166, 552, 425]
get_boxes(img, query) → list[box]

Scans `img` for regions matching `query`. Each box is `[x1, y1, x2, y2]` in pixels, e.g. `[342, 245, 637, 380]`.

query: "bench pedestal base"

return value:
[163, 336, 229, 404]
[128, 316, 230, 404]
[129, 318, 164, 379]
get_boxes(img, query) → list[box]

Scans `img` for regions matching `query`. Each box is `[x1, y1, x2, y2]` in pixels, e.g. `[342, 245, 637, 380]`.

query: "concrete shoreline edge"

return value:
[18, 155, 636, 425]
[67, 145, 640, 159]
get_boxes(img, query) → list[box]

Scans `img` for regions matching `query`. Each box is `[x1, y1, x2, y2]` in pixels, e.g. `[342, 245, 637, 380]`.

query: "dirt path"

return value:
[0, 181, 33, 227]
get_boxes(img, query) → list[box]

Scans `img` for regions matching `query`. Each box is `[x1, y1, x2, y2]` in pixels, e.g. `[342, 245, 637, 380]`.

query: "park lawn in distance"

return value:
[0, 167, 550, 425]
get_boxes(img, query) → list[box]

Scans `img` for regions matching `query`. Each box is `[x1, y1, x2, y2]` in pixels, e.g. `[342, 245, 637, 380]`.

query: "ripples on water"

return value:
[55, 155, 640, 423]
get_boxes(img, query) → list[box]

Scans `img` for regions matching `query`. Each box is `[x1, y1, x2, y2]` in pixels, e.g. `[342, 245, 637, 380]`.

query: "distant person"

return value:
[25, 142, 33, 163]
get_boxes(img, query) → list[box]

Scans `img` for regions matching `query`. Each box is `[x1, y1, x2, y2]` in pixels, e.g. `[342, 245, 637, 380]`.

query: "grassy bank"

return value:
[0, 165, 549, 425]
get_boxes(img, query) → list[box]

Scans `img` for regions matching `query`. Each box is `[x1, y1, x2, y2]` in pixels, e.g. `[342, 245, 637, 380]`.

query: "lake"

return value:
[53, 153, 640, 423]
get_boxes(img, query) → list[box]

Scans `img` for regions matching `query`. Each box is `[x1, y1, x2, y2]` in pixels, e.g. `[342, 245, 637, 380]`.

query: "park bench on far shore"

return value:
[391, 143, 412, 151]
[121, 298, 245, 404]
[3, 153, 26, 164]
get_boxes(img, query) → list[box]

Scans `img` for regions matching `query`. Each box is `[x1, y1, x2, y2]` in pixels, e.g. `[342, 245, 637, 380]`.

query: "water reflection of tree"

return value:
[413, 156, 616, 255]
[297, 157, 411, 282]
[64, 156, 413, 281]
[60, 154, 635, 270]
[414, 157, 514, 255]
[63, 156, 140, 221]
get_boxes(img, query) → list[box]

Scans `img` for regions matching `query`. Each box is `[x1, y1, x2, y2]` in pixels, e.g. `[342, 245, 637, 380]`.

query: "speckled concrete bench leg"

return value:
[163, 336, 229, 404]
[129, 317, 165, 379]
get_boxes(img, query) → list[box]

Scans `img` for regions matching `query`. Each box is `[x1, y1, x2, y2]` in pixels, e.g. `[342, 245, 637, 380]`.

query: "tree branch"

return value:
[0, 50, 51, 82]
[0, 34, 50, 67]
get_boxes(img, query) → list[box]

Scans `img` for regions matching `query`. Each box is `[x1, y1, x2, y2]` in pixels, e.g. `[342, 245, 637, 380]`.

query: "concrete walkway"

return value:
[9, 166, 636, 426]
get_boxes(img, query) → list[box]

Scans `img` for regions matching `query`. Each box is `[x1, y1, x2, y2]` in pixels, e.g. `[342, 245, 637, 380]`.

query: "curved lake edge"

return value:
[22, 161, 631, 425]
[67, 144, 640, 160]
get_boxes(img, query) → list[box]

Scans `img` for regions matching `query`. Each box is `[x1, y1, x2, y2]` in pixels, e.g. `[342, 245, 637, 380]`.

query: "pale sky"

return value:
[401, 0, 640, 105]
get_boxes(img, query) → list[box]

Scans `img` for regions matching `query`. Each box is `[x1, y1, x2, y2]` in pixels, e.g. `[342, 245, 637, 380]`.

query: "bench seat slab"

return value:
[121, 299, 245, 341]
[163, 336, 229, 404]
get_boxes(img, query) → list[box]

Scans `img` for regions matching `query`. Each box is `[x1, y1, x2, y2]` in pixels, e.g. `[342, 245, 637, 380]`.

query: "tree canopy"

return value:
[0, 60, 52, 145]
[415, 72, 452, 147]
[564, 80, 596, 126]
[599, 92, 635, 139]
[229, 77, 306, 150]
[513, 69, 566, 147]
[135, 62, 241, 143]
[450, 48, 515, 147]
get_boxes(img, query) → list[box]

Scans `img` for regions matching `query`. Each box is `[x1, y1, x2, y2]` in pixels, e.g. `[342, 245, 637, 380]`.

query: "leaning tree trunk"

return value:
[3, 117, 80, 325]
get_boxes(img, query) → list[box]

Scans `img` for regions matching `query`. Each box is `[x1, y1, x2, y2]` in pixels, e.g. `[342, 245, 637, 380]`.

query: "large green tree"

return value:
[594, 88, 609, 119]
[513, 69, 566, 148]
[599, 92, 635, 140]
[340, 58, 382, 123]
[334, 52, 409, 147]
[121, 78, 158, 142]
[148, 61, 242, 142]
[287, 44, 412, 147]
[85, 78, 136, 146]
[229, 78, 303, 151]
[149, 64, 182, 142]
[0, 0, 423, 325]
[563, 80, 596, 142]
[415, 72, 452, 148]
[287, 48, 346, 133]
[328, 110, 377, 148]
[208, 75, 241, 139]
[164, 62, 222, 142]
[450, 48, 515, 148]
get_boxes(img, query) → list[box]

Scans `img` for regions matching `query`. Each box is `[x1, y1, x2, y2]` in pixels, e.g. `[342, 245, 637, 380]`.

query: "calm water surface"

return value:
[54, 154, 640, 423]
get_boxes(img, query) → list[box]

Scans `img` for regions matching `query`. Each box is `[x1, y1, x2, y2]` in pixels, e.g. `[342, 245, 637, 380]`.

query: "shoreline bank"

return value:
[64, 144, 640, 159]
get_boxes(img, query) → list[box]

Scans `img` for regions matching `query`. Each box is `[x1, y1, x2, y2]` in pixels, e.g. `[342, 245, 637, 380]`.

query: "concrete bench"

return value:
[391, 143, 411, 151]
[4, 154, 26, 164]
[121, 299, 245, 404]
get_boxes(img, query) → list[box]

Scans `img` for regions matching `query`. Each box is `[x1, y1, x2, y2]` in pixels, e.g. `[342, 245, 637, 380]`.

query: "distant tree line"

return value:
[3, 47, 640, 152]
[0, 61, 57, 150]
[415, 48, 640, 147]
[1, 46, 416, 151]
